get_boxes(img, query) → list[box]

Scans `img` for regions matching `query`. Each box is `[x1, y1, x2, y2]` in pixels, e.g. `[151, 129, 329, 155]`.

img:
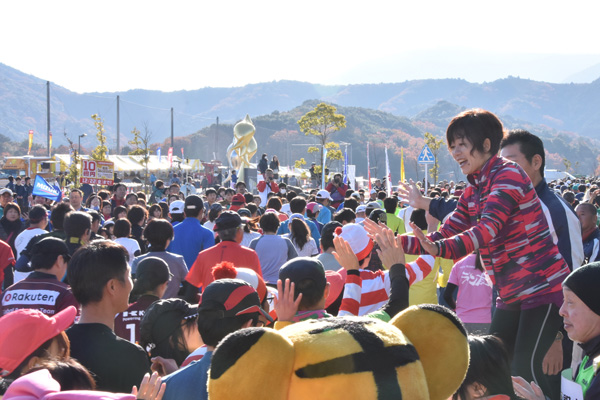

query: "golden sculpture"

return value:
[224, 114, 257, 185]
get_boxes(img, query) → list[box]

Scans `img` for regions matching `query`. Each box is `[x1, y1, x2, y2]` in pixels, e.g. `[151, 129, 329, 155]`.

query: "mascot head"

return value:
[208, 304, 469, 400]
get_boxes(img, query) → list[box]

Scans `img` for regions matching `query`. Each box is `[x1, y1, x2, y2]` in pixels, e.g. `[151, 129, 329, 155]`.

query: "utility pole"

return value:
[46, 81, 51, 157]
[116, 95, 120, 154]
[170, 107, 174, 148]
[215, 117, 219, 161]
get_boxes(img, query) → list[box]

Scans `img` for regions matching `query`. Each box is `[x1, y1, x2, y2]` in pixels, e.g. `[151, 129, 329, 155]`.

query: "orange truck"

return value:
[2, 156, 56, 180]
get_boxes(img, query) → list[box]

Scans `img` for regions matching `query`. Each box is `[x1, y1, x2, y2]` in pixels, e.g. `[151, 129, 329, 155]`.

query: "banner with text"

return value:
[80, 160, 114, 185]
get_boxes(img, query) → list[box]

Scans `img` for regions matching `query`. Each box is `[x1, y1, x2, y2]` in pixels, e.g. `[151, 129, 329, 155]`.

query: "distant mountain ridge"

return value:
[1, 62, 599, 176]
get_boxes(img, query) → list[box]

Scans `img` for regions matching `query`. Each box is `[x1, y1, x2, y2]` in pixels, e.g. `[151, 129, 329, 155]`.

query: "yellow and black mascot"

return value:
[208, 304, 469, 400]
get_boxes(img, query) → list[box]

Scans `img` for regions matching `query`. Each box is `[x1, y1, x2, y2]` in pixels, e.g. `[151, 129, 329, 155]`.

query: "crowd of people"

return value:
[1, 108, 600, 399]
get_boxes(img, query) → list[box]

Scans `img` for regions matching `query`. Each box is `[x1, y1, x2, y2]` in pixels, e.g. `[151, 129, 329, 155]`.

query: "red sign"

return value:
[80, 160, 114, 186]
[168, 147, 173, 167]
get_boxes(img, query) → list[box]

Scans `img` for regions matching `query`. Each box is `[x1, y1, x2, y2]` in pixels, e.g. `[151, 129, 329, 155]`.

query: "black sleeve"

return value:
[380, 263, 409, 318]
[443, 283, 458, 310]
[428, 197, 458, 222]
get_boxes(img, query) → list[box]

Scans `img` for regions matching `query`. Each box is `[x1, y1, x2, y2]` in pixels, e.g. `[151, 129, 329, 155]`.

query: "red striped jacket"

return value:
[402, 155, 570, 305]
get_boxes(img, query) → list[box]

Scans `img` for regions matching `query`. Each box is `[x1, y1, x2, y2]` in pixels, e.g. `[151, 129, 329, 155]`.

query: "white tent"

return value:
[545, 169, 575, 182]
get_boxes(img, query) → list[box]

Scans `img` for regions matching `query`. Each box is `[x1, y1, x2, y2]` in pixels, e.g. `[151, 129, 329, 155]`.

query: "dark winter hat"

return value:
[563, 262, 600, 316]
[198, 278, 272, 323]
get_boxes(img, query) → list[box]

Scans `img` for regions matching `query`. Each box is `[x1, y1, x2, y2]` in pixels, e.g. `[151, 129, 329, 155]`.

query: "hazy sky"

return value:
[2, 0, 599, 93]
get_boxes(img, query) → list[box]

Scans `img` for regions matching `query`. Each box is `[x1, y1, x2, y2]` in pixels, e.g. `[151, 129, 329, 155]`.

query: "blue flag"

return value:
[157, 147, 161, 163]
[32, 175, 62, 202]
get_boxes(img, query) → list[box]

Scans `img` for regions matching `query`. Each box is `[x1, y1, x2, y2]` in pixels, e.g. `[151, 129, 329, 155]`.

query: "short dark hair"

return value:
[289, 197, 307, 214]
[197, 315, 255, 348]
[342, 198, 358, 211]
[87, 210, 102, 224]
[69, 189, 83, 197]
[266, 197, 282, 211]
[143, 219, 173, 251]
[113, 205, 127, 219]
[224, 188, 235, 195]
[243, 193, 254, 204]
[67, 240, 129, 306]
[125, 193, 138, 201]
[334, 208, 356, 224]
[113, 219, 132, 238]
[377, 191, 386, 200]
[259, 212, 280, 233]
[410, 209, 427, 231]
[205, 188, 217, 196]
[64, 211, 92, 238]
[383, 197, 399, 214]
[127, 205, 147, 226]
[155, 180, 164, 189]
[500, 129, 546, 178]
[50, 203, 73, 230]
[320, 221, 342, 252]
[446, 108, 505, 156]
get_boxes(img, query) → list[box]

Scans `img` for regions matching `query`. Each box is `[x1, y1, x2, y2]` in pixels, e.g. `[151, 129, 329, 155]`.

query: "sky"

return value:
[1, 0, 600, 93]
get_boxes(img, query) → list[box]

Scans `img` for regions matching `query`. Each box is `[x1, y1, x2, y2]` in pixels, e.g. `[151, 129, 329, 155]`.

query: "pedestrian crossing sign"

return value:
[418, 145, 435, 164]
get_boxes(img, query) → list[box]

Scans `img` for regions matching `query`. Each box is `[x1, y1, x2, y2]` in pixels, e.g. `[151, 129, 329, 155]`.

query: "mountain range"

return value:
[1, 62, 599, 178]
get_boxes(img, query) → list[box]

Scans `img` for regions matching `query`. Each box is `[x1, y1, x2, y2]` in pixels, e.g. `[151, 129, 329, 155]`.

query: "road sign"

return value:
[418, 145, 435, 164]
[80, 160, 114, 185]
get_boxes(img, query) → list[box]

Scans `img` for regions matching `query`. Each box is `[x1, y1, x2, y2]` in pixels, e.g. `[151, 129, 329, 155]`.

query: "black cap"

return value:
[278, 257, 326, 292]
[134, 257, 172, 291]
[237, 208, 251, 218]
[214, 211, 243, 231]
[30, 237, 70, 268]
[28, 205, 48, 224]
[184, 194, 204, 212]
[563, 262, 600, 316]
[140, 299, 198, 352]
[198, 278, 273, 323]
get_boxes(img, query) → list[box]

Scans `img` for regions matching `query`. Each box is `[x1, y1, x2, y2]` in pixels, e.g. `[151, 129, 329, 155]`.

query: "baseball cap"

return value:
[356, 205, 367, 214]
[0, 306, 77, 376]
[198, 278, 273, 323]
[30, 237, 70, 268]
[334, 223, 374, 261]
[0, 188, 13, 196]
[169, 200, 185, 214]
[370, 189, 377, 194]
[237, 208, 251, 218]
[306, 202, 322, 214]
[214, 211, 244, 231]
[28, 205, 48, 224]
[184, 194, 204, 212]
[140, 299, 198, 353]
[366, 201, 381, 210]
[325, 269, 344, 308]
[278, 257, 327, 296]
[351, 192, 361, 200]
[289, 213, 305, 221]
[134, 257, 172, 291]
[229, 194, 247, 212]
[316, 190, 333, 201]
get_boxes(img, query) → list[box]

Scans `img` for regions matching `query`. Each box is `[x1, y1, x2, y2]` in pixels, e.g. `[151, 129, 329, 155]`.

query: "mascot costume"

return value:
[208, 303, 469, 400]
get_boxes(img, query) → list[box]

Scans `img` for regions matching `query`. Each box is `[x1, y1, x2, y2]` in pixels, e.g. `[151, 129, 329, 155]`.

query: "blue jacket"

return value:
[167, 218, 215, 268]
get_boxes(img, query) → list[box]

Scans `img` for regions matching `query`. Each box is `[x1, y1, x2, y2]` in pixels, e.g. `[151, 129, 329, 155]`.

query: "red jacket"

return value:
[402, 155, 569, 305]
